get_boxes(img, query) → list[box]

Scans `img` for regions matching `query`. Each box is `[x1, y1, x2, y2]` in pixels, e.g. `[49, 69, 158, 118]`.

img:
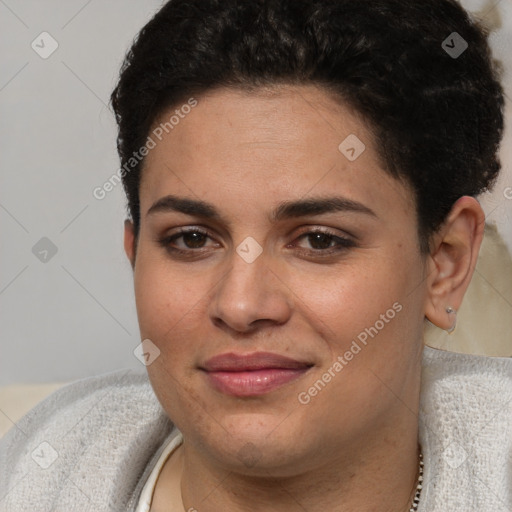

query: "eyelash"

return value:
[157, 227, 356, 259]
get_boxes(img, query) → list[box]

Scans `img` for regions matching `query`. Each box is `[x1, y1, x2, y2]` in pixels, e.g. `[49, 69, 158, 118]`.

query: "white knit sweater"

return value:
[0, 346, 510, 512]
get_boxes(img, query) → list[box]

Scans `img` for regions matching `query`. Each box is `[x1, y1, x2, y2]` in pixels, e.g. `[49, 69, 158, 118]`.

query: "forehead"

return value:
[139, 85, 413, 220]
[146, 84, 368, 160]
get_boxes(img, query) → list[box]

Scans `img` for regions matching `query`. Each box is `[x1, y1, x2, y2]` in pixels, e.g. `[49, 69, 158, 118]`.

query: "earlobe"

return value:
[124, 219, 136, 269]
[445, 307, 457, 334]
[424, 196, 485, 332]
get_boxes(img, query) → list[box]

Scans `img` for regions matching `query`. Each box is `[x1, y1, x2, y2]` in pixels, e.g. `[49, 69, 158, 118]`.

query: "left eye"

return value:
[294, 231, 354, 252]
[303, 232, 337, 250]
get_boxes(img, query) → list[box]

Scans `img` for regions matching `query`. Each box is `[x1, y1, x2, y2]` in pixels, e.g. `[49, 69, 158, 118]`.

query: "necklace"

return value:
[408, 446, 424, 511]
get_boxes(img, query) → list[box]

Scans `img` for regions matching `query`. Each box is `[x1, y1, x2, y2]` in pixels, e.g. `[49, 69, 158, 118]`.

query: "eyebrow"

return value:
[271, 197, 376, 221]
[147, 195, 220, 219]
[146, 194, 377, 222]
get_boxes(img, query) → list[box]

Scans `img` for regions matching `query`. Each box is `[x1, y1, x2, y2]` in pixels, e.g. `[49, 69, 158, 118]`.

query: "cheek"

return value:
[289, 249, 426, 406]
[133, 254, 213, 425]
[290, 262, 423, 429]
[287, 253, 413, 342]
[133, 252, 206, 349]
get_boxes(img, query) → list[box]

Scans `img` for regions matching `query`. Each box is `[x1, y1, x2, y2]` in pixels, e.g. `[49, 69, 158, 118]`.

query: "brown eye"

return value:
[291, 229, 356, 256]
[306, 232, 336, 250]
[158, 228, 219, 255]
[182, 231, 208, 248]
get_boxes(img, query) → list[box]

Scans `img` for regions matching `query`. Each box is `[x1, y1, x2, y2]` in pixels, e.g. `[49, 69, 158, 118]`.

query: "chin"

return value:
[196, 413, 312, 476]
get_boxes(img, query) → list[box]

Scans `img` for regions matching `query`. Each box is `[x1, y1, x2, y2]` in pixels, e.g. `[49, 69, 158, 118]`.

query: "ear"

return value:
[424, 196, 485, 331]
[124, 219, 137, 269]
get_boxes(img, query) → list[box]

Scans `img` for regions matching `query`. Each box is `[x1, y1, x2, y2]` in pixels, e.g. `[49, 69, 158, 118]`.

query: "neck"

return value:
[180, 416, 420, 512]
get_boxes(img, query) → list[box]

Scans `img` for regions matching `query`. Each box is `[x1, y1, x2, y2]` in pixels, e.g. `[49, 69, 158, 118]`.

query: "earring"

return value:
[445, 307, 457, 334]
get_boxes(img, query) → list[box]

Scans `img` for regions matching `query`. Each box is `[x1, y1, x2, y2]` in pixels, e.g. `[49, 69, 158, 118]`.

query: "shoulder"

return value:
[421, 345, 512, 403]
[419, 346, 512, 511]
[0, 369, 174, 512]
[420, 346, 511, 453]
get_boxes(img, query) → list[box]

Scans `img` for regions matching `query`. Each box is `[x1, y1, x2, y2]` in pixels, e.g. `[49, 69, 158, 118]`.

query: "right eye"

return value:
[158, 227, 221, 257]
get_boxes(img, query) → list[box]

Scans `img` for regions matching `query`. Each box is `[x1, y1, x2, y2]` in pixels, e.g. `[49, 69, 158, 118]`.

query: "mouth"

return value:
[200, 352, 313, 397]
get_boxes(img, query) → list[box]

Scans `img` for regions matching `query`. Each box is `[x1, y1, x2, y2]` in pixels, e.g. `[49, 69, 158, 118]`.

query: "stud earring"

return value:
[445, 307, 457, 334]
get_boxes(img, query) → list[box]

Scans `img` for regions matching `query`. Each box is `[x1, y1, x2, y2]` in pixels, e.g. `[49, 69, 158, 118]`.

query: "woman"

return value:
[1, 0, 510, 511]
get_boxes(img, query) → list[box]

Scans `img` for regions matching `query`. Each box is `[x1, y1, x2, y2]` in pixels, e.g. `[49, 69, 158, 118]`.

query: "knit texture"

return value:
[418, 347, 512, 510]
[0, 346, 510, 511]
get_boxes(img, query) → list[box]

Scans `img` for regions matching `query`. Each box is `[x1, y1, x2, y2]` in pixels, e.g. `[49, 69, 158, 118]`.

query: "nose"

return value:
[208, 249, 292, 334]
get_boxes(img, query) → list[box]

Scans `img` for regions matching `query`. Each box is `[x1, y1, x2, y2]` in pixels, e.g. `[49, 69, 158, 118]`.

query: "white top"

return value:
[135, 431, 184, 512]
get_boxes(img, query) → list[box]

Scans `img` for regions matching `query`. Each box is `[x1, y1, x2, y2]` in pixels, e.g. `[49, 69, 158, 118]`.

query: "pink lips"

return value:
[201, 352, 312, 397]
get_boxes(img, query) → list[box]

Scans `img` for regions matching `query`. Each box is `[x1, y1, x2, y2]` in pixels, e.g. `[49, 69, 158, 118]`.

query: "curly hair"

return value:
[110, 0, 504, 252]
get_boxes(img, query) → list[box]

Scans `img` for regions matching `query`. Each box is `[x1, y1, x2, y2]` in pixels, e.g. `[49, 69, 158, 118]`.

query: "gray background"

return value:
[1, 0, 511, 385]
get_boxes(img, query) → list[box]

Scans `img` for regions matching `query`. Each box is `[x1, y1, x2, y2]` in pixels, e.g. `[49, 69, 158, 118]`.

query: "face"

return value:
[126, 85, 429, 476]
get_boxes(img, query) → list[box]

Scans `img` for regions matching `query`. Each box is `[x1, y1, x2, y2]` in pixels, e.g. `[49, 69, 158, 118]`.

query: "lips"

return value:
[200, 352, 313, 397]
